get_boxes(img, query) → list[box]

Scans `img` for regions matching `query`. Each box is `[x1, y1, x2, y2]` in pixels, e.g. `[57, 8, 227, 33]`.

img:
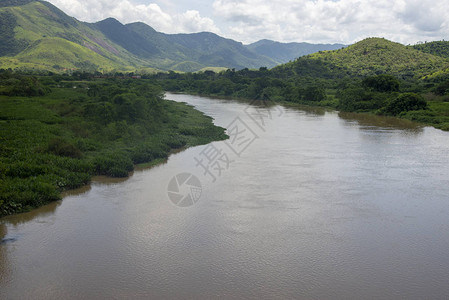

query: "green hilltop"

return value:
[275, 38, 449, 80]
[411, 41, 449, 59]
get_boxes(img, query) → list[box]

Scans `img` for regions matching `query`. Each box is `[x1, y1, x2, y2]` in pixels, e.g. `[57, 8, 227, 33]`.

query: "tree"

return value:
[362, 74, 400, 92]
[383, 93, 427, 115]
[303, 85, 327, 102]
[9, 77, 48, 97]
[435, 80, 449, 96]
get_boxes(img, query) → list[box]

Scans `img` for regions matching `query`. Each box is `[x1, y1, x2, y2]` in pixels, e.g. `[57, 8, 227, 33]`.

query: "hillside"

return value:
[0, 0, 276, 72]
[166, 32, 277, 70]
[97, 20, 277, 71]
[412, 41, 449, 59]
[0, 0, 355, 73]
[275, 38, 449, 79]
[246, 39, 345, 64]
[0, 1, 145, 72]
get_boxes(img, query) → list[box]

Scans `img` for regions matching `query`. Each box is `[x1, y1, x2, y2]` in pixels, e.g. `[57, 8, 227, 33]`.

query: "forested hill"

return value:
[273, 38, 449, 80]
[412, 41, 449, 59]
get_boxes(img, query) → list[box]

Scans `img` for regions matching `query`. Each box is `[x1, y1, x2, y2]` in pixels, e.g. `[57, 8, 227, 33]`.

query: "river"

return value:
[1, 93, 449, 299]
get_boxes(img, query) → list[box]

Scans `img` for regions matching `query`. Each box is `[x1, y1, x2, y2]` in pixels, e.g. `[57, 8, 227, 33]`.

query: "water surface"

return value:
[1, 93, 449, 299]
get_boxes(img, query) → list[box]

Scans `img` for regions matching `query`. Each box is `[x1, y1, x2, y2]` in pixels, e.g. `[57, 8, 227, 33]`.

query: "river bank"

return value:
[0, 80, 228, 217]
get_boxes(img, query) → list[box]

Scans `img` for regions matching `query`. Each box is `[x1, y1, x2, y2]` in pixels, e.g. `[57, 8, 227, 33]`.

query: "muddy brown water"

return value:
[1, 93, 449, 299]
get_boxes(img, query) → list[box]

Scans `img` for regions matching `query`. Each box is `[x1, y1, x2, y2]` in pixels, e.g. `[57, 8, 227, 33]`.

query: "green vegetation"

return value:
[13, 37, 123, 72]
[0, 72, 227, 216]
[148, 38, 449, 131]
[412, 41, 449, 59]
[381, 93, 428, 116]
[278, 38, 449, 79]
[0, 1, 145, 72]
[0, 0, 35, 8]
[0, 11, 27, 56]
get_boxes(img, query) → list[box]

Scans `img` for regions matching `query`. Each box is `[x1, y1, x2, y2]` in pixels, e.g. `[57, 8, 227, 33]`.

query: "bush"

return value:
[8, 77, 49, 97]
[47, 138, 82, 158]
[130, 144, 169, 164]
[302, 85, 327, 102]
[383, 93, 428, 116]
[435, 80, 449, 96]
[362, 74, 400, 92]
[162, 134, 187, 149]
[5, 162, 48, 178]
[402, 110, 439, 123]
[93, 152, 134, 177]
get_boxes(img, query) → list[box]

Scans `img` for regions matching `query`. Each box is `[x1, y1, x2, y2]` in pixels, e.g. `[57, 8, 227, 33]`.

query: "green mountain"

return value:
[246, 39, 345, 64]
[95, 19, 277, 71]
[0, 0, 355, 73]
[274, 37, 449, 79]
[0, 0, 277, 72]
[0, 0, 147, 72]
[94, 18, 160, 60]
[166, 32, 276, 70]
[411, 41, 449, 59]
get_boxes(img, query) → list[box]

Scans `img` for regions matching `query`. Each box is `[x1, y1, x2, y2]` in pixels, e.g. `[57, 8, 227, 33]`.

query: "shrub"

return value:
[8, 77, 49, 97]
[47, 138, 82, 158]
[435, 80, 449, 96]
[93, 152, 134, 177]
[383, 93, 428, 116]
[362, 74, 400, 92]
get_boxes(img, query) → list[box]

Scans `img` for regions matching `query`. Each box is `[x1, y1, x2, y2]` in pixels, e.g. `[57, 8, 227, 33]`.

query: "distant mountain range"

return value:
[0, 0, 347, 72]
[246, 39, 345, 64]
[94, 18, 276, 72]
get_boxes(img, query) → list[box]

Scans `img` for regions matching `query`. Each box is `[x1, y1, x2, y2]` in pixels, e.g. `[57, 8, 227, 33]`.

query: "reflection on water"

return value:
[338, 111, 424, 132]
[0, 223, 7, 242]
[0, 223, 9, 284]
[1, 93, 449, 300]
[1, 200, 60, 227]
[284, 102, 327, 116]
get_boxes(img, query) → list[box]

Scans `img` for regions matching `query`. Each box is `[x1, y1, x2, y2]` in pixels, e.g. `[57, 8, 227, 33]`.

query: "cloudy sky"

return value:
[46, 0, 449, 45]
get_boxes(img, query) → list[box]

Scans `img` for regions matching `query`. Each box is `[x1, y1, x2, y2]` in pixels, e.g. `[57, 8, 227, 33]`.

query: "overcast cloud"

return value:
[46, 0, 449, 45]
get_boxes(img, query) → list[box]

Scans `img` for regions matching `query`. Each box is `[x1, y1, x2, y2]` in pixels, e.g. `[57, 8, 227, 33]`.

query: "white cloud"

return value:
[46, 0, 449, 44]
[46, 0, 220, 34]
[178, 10, 220, 33]
[212, 0, 449, 44]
